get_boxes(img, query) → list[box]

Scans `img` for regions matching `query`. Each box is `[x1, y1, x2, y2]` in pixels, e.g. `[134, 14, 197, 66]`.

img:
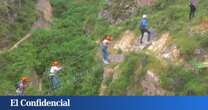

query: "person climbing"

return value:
[49, 61, 62, 90]
[97, 35, 113, 64]
[189, 0, 197, 20]
[16, 76, 30, 96]
[139, 14, 151, 44]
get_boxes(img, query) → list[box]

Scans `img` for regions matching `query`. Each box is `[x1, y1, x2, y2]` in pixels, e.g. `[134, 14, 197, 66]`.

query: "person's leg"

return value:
[189, 5, 192, 20]
[17, 88, 24, 96]
[191, 5, 195, 18]
[21, 90, 24, 96]
[101, 45, 107, 62]
[140, 29, 144, 44]
[190, 5, 195, 20]
[16, 89, 21, 96]
[51, 76, 56, 89]
[102, 46, 109, 64]
[53, 75, 60, 89]
[192, 6, 196, 17]
[101, 45, 105, 61]
[105, 48, 109, 62]
[49, 76, 54, 90]
[144, 29, 151, 41]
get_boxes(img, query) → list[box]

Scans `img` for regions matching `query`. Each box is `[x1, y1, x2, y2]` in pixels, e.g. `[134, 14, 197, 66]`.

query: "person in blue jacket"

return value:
[139, 14, 151, 44]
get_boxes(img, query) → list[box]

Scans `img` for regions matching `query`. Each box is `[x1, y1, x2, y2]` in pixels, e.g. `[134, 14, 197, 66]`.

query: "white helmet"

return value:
[142, 14, 147, 18]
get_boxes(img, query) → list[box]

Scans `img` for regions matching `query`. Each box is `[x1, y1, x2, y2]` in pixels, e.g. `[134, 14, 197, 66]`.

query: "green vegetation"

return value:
[0, 0, 36, 48]
[0, 0, 106, 95]
[160, 65, 208, 95]
[107, 0, 208, 95]
[0, 0, 208, 95]
[108, 52, 165, 95]
[109, 53, 143, 95]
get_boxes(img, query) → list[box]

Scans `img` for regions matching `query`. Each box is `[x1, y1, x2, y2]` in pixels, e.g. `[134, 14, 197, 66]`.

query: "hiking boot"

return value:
[103, 60, 110, 64]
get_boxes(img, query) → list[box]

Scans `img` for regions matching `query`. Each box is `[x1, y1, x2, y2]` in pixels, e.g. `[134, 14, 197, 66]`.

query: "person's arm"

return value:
[54, 66, 62, 73]
[57, 67, 62, 71]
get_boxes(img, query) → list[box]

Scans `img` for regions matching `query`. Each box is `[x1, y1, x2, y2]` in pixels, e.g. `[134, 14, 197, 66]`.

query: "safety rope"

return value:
[68, 46, 99, 66]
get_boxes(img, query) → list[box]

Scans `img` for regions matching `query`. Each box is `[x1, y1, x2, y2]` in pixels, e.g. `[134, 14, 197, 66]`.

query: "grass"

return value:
[0, 0, 37, 48]
[0, 0, 208, 95]
[108, 52, 165, 95]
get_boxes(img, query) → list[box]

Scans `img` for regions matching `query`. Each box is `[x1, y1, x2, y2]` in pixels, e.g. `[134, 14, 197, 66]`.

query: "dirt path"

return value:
[0, 0, 53, 54]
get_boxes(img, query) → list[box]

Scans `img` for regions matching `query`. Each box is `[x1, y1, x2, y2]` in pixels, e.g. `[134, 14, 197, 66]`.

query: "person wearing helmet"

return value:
[49, 61, 62, 90]
[189, 0, 197, 20]
[139, 14, 151, 44]
[16, 76, 29, 96]
[100, 35, 112, 64]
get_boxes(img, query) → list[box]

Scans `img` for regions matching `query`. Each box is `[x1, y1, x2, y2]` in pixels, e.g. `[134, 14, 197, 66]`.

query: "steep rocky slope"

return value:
[0, 0, 208, 96]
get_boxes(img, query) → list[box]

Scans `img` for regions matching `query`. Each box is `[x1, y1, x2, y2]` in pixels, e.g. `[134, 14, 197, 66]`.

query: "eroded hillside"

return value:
[0, 0, 208, 96]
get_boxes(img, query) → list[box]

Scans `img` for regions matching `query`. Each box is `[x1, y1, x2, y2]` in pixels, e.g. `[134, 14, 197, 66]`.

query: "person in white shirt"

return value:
[49, 61, 62, 89]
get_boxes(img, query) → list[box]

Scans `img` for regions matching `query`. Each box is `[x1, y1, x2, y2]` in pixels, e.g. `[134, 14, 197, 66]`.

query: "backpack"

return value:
[140, 19, 148, 29]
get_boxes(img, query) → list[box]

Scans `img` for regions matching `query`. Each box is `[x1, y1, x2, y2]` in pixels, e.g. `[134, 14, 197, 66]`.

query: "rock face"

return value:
[99, 67, 114, 96]
[113, 30, 137, 52]
[148, 33, 170, 53]
[100, 0, 155, 24]
[148, 33, 182, 63]
[99, 65, 120, 96]
[136, 0, 155, 6]
[113, 31, 182, 63]
[194, 48, 208, 61]
[113, 29, 158, 52]
[100, 1, 137, 24]
[33, 0, 53, 29]
[161, 44, 181, 63]
[110, 54, 125, 63]
[106, 30, 185, 96]
[113, 31, 183, 64]
[141, 70, 167, 95]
